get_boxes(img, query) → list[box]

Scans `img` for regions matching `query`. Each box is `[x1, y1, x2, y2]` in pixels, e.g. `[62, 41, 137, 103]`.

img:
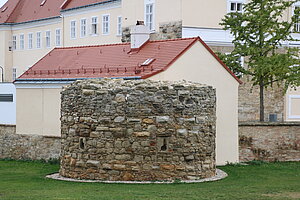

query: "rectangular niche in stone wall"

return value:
[157, 137, 169, 152]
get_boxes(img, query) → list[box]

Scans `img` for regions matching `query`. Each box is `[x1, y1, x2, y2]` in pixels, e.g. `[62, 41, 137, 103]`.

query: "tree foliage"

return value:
[219, 0, 300, 121]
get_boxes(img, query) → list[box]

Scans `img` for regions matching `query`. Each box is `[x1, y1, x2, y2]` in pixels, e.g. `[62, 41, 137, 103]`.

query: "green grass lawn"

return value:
[0, 160, 300, 200]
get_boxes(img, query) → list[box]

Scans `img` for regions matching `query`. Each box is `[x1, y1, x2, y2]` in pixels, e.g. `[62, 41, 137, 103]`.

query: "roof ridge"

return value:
[55, 42, 131, 50]
[61, 0, 118, 12]
[148, 37, 199, 43]
[55, 38, 199, 50]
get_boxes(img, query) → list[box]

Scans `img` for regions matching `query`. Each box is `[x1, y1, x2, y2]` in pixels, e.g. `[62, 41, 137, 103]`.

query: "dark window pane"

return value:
[0, 94, 13, 102]
[231, 3, 236, 11]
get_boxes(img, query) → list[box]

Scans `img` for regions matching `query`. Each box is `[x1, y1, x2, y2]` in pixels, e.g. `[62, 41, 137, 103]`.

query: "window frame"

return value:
[45, 30, 51, 48]
[70, 20, 77, 39]
[0, 94, 13, 102]
[144, 0, 155, 31]
[227, 0, 245, 13]
[28, 33, 33, 49]
[80, 18, 87, 38]
[91, 16, 98, 36]
[55, 29, 61, 46]
[293, 3, 300, 33]
[117, 16, 122, 36]
[12, 68, 17, 81]
[102, 14, 110, 35]
[12, 35, 17, 50]
[19, 34, 24, 50]
[36, 32, 42, 49]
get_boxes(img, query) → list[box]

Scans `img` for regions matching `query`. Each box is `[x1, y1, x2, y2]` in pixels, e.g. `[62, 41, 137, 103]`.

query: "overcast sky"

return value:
[0, 0, 8, 8]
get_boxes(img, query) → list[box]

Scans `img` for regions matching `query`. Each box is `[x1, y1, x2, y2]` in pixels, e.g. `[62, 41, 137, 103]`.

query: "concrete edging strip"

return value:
[46, 168, 227, 184]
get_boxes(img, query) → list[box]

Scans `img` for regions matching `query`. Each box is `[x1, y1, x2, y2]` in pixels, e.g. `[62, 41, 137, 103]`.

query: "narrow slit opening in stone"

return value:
[79, 138, 85, 150]
[161, 138, 167, 151]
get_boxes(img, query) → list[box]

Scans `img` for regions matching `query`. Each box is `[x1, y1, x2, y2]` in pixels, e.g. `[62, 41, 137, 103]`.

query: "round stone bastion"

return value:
[60, 79, 216, 181]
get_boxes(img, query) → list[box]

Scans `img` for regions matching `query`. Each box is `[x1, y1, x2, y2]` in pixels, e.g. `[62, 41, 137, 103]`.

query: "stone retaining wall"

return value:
[60, 79, 216, 181]
[238, 77, 285, 122]
[0, 125, 60, 161]
[239, 122, 300, 162]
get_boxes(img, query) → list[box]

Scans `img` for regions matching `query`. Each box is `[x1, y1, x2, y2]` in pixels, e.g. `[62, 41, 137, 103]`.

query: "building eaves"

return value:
[14, 76, 141, 84]
[0, 16, 61, 26]
[61, 0, 120, 12]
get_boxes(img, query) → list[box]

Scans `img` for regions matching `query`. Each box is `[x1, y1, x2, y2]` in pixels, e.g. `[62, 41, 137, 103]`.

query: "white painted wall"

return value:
[0, 83, 16, 125]
[149, 41, 240, 165]
[285, 87, 300, 121]
[15, 84, 63, 136]
[182, 27, 234, 46]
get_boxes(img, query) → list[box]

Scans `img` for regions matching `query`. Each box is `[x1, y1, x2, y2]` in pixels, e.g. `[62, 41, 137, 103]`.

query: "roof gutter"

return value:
[0, 16, 61, 26]
[14, 76, 142, 84]
[61, 0, 120, 12]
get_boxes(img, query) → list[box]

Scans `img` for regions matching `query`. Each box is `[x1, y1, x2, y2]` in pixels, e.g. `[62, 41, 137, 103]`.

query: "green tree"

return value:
[219, 0, 300, 122]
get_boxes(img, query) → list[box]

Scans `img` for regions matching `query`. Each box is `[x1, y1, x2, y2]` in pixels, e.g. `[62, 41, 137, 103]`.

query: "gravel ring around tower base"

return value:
[46, 169, 227, 184]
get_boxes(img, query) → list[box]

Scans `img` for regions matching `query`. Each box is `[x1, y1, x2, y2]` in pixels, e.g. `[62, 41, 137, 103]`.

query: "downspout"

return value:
[0, 66, 4, 82]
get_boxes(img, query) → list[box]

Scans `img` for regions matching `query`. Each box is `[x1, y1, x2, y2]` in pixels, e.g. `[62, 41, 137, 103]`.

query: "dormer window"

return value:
[141, 58, 155, 66]
[1, 7, 7, 12]
[40, 0, 47, 6]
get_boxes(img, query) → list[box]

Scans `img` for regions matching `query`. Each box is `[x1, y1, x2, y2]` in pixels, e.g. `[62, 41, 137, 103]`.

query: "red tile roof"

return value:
[18, 37, 242, 84]
[0, 0, 65, 24]
[62, 0, 110, 10]
[0, 0, 113, 24]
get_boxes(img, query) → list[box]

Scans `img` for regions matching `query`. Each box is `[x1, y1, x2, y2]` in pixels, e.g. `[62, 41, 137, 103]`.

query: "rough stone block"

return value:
[60, 79, 216, 181]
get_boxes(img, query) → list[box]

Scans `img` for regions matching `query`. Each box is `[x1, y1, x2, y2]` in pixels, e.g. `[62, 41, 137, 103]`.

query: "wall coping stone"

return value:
[239, 121, 300, 126]
[0, 124, 16, 128]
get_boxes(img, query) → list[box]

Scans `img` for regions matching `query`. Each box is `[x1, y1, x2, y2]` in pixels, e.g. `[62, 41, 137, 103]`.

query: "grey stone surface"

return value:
[0, 125, 60, 161]
[122, 21, 182, 43]
[60, 79, 216, 181]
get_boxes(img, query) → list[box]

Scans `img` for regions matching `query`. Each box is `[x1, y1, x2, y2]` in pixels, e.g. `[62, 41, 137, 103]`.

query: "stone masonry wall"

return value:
[239, 122, 300, 162]
[238, 76, 285, 122]
[60, 79, 216, 181]
[122, 21, 182, 43]
[210, 46, 285, 122]
[0, 125, 60, 161]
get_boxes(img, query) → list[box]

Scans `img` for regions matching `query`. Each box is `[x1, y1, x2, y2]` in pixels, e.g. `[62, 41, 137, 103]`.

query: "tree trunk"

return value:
[259, 79, 264, 122]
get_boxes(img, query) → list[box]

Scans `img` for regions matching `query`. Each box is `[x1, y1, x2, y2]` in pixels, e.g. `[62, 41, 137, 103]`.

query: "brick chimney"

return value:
[130, 21, 150, 49]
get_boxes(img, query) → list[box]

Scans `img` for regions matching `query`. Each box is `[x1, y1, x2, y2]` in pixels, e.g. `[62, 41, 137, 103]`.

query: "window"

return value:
[20, 34, 24, 50]
[40, 0, 46, 6]
[91, 17, 98, 35]
[230, 2, 243, 12]
[46, 31, 51, 48]
[70, 20, 76, 39]
[294, 6, 300, 32]
[102, 15, 110, 34]
[228, 1, 244, 13]
[12, 68, 17, 81]
[0, 94, 13, 102]
[117, 16, 122, 36]
[28, 33, 33, 49]
[238, 56, 245, 68]
[1, 6, 7, 12]
[80, 19, 87, 37]
[142, 58, 154, 66]
[145, 2, 154, 30]
[56, 29, 61, 46]
[36, 32, 41, 48]
[12, 35, 17, 50]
